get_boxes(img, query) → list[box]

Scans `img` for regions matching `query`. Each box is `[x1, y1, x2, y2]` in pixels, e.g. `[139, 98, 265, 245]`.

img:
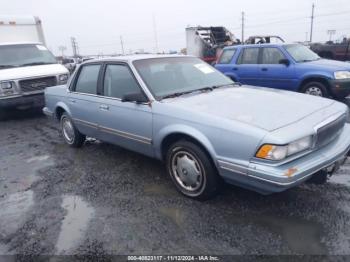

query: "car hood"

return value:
[0, 64, 68, 81]
[304, 59, 350, 70]
[163, 86, 335, 131]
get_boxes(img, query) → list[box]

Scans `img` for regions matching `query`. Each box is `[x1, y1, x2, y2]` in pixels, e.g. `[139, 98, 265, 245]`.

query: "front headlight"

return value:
[334, 71, 350, 79]
[256, 136, 313, 161]
[58, 74, 69, 83]
[0, 81, 13, 89]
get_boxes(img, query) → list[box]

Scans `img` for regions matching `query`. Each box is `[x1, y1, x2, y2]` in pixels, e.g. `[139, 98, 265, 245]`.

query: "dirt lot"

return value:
[0, 109, 350, 257]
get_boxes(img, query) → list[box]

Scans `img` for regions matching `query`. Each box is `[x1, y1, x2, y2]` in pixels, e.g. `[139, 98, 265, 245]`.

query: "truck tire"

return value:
[60, 112, 85, 148]
[301, 81, 329, 98]
[166, 140, 221, 200]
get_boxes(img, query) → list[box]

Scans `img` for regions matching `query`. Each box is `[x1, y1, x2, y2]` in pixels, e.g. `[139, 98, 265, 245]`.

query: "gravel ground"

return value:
[0, 109, 350, 257]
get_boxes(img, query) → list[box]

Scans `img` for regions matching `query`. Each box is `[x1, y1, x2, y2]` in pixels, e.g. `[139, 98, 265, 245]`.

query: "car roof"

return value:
[0, 42, 43, 46]
[82, 54, 191, 64]
[223, 43, 297, 49]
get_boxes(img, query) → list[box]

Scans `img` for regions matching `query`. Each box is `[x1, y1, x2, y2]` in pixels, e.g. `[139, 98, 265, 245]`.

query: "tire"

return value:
[301, 81, 329, 98]
[306, 170, 328, 185]
[60, 112, 85, 148]
[166, 140, 221, 200]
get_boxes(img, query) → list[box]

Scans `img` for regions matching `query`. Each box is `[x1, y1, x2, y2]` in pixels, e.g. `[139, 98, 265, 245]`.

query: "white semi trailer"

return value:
[0, 15, 69, 119]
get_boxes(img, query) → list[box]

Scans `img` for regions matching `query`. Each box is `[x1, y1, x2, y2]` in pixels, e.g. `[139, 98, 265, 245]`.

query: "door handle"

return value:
[261, 68, 268, 71]
[69, 99, 76, 103]
[99, 105, 109, 110]
[232, 67, 238, 71]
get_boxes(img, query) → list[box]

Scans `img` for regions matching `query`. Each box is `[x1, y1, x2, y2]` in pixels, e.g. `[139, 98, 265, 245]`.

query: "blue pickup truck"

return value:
[215, 43, 350, 98]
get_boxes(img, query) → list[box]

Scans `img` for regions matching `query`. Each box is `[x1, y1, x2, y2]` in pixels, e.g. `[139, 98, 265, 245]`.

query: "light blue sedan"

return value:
[43, 55, 350, 200]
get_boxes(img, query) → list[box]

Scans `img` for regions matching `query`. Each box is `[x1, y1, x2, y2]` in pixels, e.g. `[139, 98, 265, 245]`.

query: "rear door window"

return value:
[74, 64, 101, 94]
[237, 48, 259, 64]
[218, 49, 236, 64]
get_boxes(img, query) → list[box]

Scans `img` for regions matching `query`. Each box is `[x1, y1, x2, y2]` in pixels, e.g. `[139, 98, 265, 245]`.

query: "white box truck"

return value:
[0, 15, 69, 119]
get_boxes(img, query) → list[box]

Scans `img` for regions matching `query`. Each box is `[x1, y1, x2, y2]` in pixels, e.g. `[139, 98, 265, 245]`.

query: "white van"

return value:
[0, 15, 69, 118]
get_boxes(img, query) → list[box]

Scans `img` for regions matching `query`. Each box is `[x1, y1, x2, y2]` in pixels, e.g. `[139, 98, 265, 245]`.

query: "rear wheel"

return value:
[301, 81, 329, 98]
[166, 140, 221, 200]
[60, 112, 85, 147]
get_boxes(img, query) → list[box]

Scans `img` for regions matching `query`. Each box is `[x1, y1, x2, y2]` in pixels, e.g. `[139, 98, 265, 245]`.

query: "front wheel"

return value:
[301, 81, 329, 98]
[60, 112, 86, 147]
[166, 140, 221, 200]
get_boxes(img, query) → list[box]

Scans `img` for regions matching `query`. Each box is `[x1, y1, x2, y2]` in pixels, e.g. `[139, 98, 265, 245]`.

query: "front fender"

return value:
[153, 124, 217, 162]
[297, 73, 333, 87]
[54, 101, 72, 120]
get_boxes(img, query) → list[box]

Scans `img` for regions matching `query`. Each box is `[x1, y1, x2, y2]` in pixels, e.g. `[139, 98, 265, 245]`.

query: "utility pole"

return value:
[153, 14, 159, 53]
[305, 32, 308, 42]
[58, 45, 67, 57]
[120, 36, 125, 55]
[241, 11, 245, 43]
[71, 37, 79, 58]
[310, 3, 315, 42]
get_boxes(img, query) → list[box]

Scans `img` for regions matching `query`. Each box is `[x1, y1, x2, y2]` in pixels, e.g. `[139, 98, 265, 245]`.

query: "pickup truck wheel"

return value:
[306, 170, 328, 184]
[301, 82, 329, 97]
[166, 140, 221, 200]
[60, 112, 85, 148]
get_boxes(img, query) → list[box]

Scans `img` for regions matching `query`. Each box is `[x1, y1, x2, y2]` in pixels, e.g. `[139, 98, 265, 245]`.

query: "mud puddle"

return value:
[55, 195, 94, 254]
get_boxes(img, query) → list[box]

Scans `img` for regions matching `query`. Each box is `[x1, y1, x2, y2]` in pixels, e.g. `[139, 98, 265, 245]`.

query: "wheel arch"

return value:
[54, 102, 72, 121]
[155, 125, 217, 165]
[298, 75, 331, 92]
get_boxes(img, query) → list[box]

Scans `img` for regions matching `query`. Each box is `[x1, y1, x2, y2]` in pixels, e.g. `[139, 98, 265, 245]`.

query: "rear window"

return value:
[218, 49, 236, 64]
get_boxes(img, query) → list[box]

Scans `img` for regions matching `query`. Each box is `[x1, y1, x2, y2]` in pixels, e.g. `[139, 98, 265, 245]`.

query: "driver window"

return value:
[261, 47, 285, 64]
[103, 64, 141, 99]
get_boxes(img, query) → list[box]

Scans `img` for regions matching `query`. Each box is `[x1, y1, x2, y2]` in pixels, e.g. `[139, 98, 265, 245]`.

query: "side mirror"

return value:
[121, 92, 148, 104]
[279, 58, 290, 66]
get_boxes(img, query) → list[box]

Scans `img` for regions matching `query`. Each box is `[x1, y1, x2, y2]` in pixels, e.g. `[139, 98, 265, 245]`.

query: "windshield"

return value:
[284, 44, 320, 62]
[133, 57, 233, 99]
[0, 44, 57, 69]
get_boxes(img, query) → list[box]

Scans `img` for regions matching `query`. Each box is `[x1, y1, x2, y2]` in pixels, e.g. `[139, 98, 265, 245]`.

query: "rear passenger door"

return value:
[68, 63, 102, 137]
[96, 63, 153, 156]
[235, 47, 260, 86]
[259, 47, 296, 90]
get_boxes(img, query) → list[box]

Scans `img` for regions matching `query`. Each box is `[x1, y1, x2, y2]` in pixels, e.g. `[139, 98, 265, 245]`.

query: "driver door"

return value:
[96, 63, 153, 156]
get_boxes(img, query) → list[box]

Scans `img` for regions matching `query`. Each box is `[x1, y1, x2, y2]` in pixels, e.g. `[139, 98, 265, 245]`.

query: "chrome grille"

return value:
[19, 76, 57, 93]
[316, 115, 346, 148]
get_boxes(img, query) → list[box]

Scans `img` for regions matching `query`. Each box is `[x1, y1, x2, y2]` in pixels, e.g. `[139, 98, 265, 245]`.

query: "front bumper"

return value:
[0, 93, 45, 110]
[218, 124, 350, 194]
[329, 79, 350, 98]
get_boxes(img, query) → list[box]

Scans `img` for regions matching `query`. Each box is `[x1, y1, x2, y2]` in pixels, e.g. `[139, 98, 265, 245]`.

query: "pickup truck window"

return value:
[261, 47, 285, 64]
[74, 64, 101, 95]
[218, 49, 236, 64]
[237, 48, 259, 64]
[103, 64, 141, 99]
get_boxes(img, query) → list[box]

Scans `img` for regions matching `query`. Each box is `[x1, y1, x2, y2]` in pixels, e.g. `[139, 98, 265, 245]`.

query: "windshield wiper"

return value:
[19, 62, 55, 67]
[212, 82, 242, 89]
[161, 83, 242, 100]
[161, 86, 214, 100]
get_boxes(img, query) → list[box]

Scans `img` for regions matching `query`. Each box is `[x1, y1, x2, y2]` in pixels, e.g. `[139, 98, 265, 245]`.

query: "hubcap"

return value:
[305, 86, 323, 97]
[171, 151, 203, 192]
[62, 117, 75, 143]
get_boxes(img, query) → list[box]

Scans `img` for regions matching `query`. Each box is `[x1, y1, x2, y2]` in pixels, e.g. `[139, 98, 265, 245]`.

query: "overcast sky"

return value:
[2, 0, 350, 56]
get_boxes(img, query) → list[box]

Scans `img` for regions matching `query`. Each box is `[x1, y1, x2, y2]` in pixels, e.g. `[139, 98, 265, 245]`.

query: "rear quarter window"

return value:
[218, 49, 236, 64]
